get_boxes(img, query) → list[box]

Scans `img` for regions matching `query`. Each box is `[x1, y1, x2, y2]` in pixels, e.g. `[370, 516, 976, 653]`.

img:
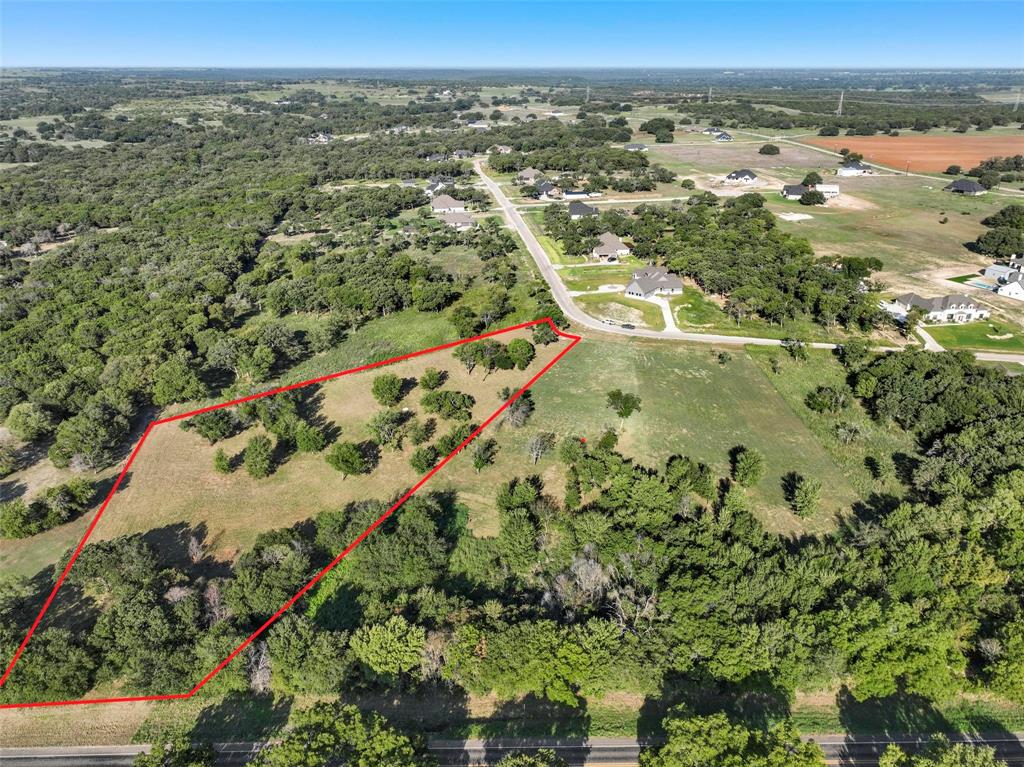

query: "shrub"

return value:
[371, 374, 404, 407]
[325, 441, 368, 477]
[419, 368, 445, 390]
[759, 143, 780, 155]
[5, 402, 55, 442]
[244, 435, 274, 479]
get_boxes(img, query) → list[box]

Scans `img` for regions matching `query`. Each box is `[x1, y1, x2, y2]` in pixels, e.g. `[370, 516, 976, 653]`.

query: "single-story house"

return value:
[944, 179, 987, 196]
[563, 189, 591, 200]
[452, 149, 474, 159]
[725, 169, 758, 184]
[997, 275, 1024, 301]
[490, 144, 514, 154]
[889, 293, 990, 323]
[624, 143, 647, 152]
[715, 132, 733, 142]
[702, 127, 721, 135]
[815, 184, 840, 199]
[467, 121, 491, 131]
[625, 267, 683, 298]
[426, 153, 448, 162]
[425, 180, 450, 197]
[592, 232, 631, 261]
[430, 194, 466, 214]
[781, 184, 808, 200]
[837, 160, 873, 177]
[517, 167, 543, 184]
[568, 201, 599, 220]
[984, 264, 1021, 283]
[534, 180, 560, 199]
[438, 212, 476, 232]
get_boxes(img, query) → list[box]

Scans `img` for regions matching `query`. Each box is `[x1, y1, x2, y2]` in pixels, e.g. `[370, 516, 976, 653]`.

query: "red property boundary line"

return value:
[0, 318, 581, 709]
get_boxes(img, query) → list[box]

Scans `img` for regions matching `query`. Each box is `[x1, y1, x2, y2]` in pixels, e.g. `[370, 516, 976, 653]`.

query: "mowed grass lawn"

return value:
[927, 321, 1024, 353]
[560, 264, 635, 292]
[514, 335, 859, 535]
[575, 293, 666, 330]
[522, 210, 586, 265]
[670, 287, 841, 342]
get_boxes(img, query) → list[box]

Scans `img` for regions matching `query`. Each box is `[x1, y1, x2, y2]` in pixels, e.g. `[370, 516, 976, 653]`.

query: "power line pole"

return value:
[836, 90, 844, 116]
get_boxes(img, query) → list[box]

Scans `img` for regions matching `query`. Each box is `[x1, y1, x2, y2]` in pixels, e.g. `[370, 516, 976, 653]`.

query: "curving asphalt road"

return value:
[473, 159, 1024, 364]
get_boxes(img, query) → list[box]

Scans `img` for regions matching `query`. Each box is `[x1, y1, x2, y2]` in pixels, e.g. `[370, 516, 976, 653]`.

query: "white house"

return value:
[888, 293, 990, 323]
[984, 264, 1021, 283]
[624, 143, 647, 152]
[837, 160, 873, 177]
[998, 279, 1024, 301]
[592, 232, 631, 262]
[724, 169, 758, 184]
[625, 267, 683, 298]
[430, 195, 466, 214]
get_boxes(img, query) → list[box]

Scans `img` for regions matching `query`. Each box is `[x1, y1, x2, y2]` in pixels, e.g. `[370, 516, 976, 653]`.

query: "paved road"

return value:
[4, 733, 1024, 766]
[473, 160, 1024, 365]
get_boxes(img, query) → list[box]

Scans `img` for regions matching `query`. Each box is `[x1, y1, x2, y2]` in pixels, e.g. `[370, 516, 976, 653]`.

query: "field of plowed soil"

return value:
[804, 134, 1024, 172]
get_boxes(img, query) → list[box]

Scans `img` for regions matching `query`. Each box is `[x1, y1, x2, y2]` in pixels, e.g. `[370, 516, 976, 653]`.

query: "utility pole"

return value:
[836, 90, 844, 116]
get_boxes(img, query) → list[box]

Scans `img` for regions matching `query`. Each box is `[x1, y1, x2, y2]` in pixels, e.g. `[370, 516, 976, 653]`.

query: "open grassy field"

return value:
[804, 134, 1024, 173]
[926, 320, 1024, 353]
[574, 293, 666, 330]
[522, 210, 586, 265]
[648, 138, 834, 180]
[560, 264, 636, 292]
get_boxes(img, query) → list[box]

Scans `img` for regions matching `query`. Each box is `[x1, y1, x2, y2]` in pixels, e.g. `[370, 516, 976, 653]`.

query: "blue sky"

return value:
[2, 1, 1022, 69]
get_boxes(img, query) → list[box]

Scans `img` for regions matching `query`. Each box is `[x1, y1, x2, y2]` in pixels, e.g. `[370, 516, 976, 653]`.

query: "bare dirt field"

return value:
[804, 135, 1024, 172]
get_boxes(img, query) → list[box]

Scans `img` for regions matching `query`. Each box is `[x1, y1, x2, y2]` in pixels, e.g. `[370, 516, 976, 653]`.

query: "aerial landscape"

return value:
[1, 1, 1024, 765]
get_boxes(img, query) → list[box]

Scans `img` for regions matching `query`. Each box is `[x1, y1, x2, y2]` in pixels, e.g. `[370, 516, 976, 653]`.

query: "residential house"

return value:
[452, 149, 474, 159]
[430, 195, 466, 214]
[568, 201, 599, 220]
[490, 144, 514, 154]
[702, 127, 722, 135]
[306, 132, 334, 145]
[535, 180, 560, 200]
[516, 167, 544, 184]
[984, 264, 1021, 283]
[724, 169, 758, 184]
[837, 160, 873, 177]
[624, 143, 647, 152]
[625, 267, 684, 298]
[563, 189, 592, 201]
[997, 275, 1024, 301]
[592, 232, 631, 262]
[944, 179, 987, 196]
[888, 293, 990, 323]
[438, 212, 476, 232]
[426, 153, 448, 163]
[715, 132, 734, 142]
[781, 184, 808, 200]
[467, 121, 491, 131]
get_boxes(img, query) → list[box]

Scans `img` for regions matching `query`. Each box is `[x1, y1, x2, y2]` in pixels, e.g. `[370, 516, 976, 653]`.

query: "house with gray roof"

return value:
[516, 167, 543, 184]
[430, 194, 466, 214]
[837, 160, 873, 177]
[725, 169, 757, 184]
[944, 179, 987, 196]
[437, 212, 476, 232]
[592, 232, 630, 262]
[568, 201, 599, 220]
[781, 184, 808, 200]
[625, 267, 683, 299]
[888, 293, 990, 323]
[624, 143, 647, 152]
[715, 132, 733, 142]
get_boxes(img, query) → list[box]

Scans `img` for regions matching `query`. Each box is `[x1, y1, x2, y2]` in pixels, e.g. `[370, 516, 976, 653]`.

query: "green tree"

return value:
[5, 402, 55, 442]
[496, 751, 567, 767]
[350, 615, 426, 679]
[507, 338, 536, 370]
[371, 373, 404, 407]
[988, 618, 1024, 704]
[326, 441, 368, 477]
[368, 409, 406, 448]
[132, 731, 214, 767]
[410, 445, 439, 473]
[731, 446, 765, 487]
[879, 736, 1005, 767]
[759, 143, 780, 155]
[0, 441, 15, 478]
[802, 171, 823, 186]
[419, 367, 444, 390]
[213, 448, 231, 474]
[294, 422, 326, 453]
[250, 703, 434, 767]
[800, 190, 827, 206]
[472, 438, 497, 472]
[243, 435, 274, 478]
[640, 708, 824, 767]
[792, 476, 821, 517]
[152, 356, 207, 407]
[606, 389, 642, 418]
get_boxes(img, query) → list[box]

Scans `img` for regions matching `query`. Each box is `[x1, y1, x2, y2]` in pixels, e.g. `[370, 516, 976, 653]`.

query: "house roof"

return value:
[715, 132, 733, 140]
[944, 179, 987, 193]
[518, 167, 543, 179]
[986, 264, 1020, 280]
[624, 143, 647, 150]
[628, 266, 683, 294]
[782, 184, 808, 196]
[593, 231, 629, 256]
[841, 160, 870, 170]
[535, 180, 557, 195]
[895, 293, 979, 312]
[438, 212, 475, 227]
[430, 194, 464, 209]
[568, 201, 598, 217]
[726, 169, 757, 181]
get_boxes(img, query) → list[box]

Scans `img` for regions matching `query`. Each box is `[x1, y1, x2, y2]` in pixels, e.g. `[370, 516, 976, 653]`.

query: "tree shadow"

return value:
[190, 691, 294, 742]
[138, 521, 232, 580]
[352, 683, 472, 737]
[837, 686, 952, 736]
[781, 471, 802, 506]
[0, 478, 28, 502]
[476, 695, 593, 764]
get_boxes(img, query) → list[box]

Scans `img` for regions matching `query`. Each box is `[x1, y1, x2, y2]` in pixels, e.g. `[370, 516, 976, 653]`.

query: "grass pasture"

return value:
[927, 321, 1024, 353]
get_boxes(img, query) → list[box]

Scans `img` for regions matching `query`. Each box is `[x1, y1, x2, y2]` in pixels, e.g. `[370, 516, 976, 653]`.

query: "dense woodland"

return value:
[0, 71, 1022, 763]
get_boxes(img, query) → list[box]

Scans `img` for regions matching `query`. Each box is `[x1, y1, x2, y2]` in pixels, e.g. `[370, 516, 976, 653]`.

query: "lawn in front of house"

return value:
[927, 321, 1024, 353]
[522, 209, 587, 265]
[574, 293, 666, 330]
[559, 264, 636, 292]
